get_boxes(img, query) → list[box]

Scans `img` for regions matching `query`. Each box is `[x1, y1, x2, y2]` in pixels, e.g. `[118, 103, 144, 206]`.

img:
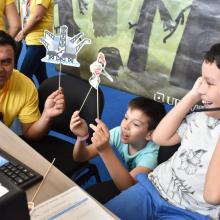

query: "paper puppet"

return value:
[80, 52, 113, 118]
[89, 52, 113, 89]
[40, 25, 91, 67]
[40, 25, 91, 88]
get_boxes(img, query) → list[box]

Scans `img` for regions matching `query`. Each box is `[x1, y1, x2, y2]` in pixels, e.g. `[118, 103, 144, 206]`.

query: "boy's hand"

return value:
[89, 119, 110, 152]
[70, 111, 88, 137]
[189, 77, 203, 101]
[43, 88, 65, 119]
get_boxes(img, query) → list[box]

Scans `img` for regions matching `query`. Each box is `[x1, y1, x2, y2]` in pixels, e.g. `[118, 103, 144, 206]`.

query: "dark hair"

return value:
[128, 97, 166, 130]
[0, 30, 16, 54]
[204, 43, 220, 69]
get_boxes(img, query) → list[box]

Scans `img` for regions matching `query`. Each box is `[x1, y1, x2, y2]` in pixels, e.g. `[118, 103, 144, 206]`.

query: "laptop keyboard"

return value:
[0, 148, 43, 189]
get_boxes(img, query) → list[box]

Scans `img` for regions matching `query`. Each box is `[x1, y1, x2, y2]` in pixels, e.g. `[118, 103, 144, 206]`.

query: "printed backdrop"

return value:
[22, 0, 220, 105]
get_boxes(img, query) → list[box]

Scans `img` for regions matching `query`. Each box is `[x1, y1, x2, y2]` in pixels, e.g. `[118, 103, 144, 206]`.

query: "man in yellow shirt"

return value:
[0, 30, 65, 140]
[16, 0, 53, 85]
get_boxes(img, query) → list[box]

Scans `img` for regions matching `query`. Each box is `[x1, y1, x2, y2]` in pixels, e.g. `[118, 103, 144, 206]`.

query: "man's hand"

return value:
[70, 111, 88, 137]
[89, 119, 110, 152]
[43, 88, 65, 119]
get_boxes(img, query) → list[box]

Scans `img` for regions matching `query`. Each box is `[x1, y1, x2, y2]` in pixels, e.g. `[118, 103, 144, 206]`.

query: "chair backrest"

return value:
[38, 75, 104, 138]
[157, 143, 180, 164]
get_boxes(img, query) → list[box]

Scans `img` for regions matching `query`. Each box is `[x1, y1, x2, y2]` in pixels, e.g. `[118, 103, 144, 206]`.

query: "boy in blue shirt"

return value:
[70, 97, 165, 201]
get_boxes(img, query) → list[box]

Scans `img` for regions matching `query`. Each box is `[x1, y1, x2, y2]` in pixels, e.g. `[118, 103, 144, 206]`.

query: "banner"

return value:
[53, 1, 220, 104]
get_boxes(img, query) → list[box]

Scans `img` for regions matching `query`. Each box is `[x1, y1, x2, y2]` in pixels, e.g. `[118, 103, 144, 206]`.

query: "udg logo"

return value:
[154, 92, 180, 105]
[153, 92, 202, 111]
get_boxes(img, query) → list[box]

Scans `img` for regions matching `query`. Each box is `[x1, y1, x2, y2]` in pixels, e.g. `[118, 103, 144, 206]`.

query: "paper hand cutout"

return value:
[89, 52, 113, 89]
[40, 25, 91, 67]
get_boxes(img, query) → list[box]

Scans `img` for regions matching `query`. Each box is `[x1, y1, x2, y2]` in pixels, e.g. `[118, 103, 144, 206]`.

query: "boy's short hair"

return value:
[0, 30, 16, 54]
[204, 43, 220, 69]
[128, 97, 166, 131]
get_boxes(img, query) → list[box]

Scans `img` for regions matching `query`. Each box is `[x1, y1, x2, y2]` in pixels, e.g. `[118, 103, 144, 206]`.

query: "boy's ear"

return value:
[145, 130, 153, 141]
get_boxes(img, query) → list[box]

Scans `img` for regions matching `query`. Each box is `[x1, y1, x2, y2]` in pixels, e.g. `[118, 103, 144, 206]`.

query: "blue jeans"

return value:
[105, 174, 210, 220]
[20, 44, 47, 85]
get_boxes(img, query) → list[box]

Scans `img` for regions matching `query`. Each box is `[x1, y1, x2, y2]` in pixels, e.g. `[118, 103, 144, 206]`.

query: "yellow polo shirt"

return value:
[25, 0, 53, 45]
[0, 70, 41, 127]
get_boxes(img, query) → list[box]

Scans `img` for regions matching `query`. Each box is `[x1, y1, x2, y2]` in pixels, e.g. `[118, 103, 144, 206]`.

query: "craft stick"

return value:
[97, 89, 99, 119]
[58, 63, 61, 89]
[30, 158, 56, 203]
[79, 86, 93, 112]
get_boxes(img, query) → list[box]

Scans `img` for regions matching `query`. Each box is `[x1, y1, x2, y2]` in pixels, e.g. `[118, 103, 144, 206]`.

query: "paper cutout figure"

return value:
[80, 52, 113, 119]
[89, 52, 113, 89]
[40, 25, 91, 67]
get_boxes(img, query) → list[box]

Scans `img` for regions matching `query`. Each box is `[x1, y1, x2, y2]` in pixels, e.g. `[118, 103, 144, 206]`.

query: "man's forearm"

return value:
[23, 113, 52, 140]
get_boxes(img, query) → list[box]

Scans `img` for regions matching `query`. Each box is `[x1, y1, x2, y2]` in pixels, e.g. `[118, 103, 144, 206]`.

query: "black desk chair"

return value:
[22, 75, 104, 186]
[157, 143, 180, 164]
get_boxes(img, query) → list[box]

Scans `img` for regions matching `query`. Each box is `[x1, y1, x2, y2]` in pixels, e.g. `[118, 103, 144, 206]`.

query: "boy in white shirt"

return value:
[105, 43, 220, 220]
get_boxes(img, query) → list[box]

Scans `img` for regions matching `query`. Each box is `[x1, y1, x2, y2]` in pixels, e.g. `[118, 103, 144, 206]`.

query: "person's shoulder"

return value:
[110, 126, 120, 135]
[12, 69, 35, 85]
[110, 126, 120, 132]
[6, 0, 15, 5]
[109, 126, 121, 146]
[40, 0, 52, 6]
[144, 140, 159, 152]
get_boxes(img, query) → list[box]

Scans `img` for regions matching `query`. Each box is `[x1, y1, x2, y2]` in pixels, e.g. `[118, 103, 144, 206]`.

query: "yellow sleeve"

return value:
[6, 0, 15, 5]
[18, 78, 41, 124]
[35, 0, 51, 8]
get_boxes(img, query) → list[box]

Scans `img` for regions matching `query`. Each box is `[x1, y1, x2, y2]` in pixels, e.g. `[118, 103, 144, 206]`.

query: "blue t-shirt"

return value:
[109, 126, 159, 171]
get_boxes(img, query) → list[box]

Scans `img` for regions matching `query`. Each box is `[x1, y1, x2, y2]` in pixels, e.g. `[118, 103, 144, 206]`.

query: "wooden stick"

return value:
[79, 86, 93, 112]
[58, 63, 61, 89]
[30, 158, 56, 203]
[97, 88, 99, 119]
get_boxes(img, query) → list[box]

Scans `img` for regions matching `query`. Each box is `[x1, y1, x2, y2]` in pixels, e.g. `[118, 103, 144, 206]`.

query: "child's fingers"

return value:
[72, 110, 80, 117]
[70, 121, 81, 130]
[90, 124, 104, 137]
[89, 123, 97, 132]
[70, 117, 80, 125]
[95, 119, 109, 134]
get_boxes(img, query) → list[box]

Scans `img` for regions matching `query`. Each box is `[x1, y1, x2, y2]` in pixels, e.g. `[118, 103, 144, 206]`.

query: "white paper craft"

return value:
[40, 25, 91, 88]
[40, 25, 91, 67]
[89, 52, 113, 89]
[80, 52, 113, 118]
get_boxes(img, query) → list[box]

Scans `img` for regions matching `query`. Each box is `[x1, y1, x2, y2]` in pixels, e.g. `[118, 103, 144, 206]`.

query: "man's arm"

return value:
[204, 137, 220, 205]
[21, 89, 65, 140]
[5, 2, 21, 37]
[152, 77, 202, 146]
[15, 4, 46, 41]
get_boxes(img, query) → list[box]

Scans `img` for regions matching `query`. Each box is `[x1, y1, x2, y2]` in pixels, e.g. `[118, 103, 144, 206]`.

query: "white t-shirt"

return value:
[149, 112, 220, 219]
